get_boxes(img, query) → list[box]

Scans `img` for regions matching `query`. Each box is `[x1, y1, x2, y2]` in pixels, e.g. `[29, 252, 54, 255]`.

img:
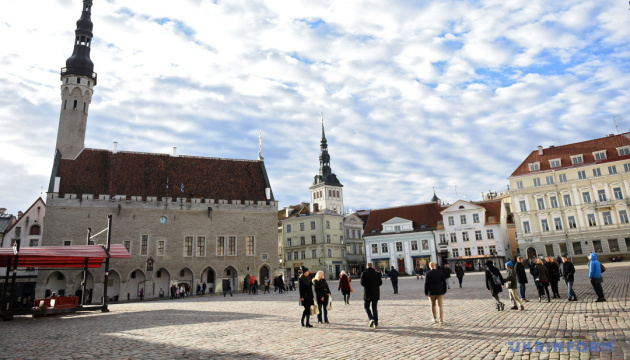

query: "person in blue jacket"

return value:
[588, 253, 606, 302]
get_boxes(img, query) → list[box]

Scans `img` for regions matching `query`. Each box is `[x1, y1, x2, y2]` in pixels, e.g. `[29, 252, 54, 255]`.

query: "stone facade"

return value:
[38, 194, 278, 301]
[343, 212, 365, 277]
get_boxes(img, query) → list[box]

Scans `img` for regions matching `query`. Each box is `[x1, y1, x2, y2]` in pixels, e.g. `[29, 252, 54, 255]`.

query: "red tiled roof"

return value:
[510, 133, 630, 177]
[363, 202, 444, 235]
[56, 149, 270, 201]
[278, 203, 310, 221]
[474, 200, 503, 222]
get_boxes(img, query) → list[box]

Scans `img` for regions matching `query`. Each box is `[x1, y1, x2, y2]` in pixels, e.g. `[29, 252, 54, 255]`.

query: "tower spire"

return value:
[62, 0, 97, 84]
[54, 0, 97, 160]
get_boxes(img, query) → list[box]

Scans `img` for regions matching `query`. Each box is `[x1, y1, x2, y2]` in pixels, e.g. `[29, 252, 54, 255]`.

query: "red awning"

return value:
[0, 244, 130, 268]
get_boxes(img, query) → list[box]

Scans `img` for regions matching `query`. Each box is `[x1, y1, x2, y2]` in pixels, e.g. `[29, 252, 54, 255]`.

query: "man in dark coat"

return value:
[441, 264, 452, 289]
[299, 266, 314, 327]
[424, 261, 447, 325]
[515, 256, 529, 302]
[454, 263, 464, 288]
[561, 253, 577, 301]
[389, 266, 399, 294]
[360, 263, 382, 329]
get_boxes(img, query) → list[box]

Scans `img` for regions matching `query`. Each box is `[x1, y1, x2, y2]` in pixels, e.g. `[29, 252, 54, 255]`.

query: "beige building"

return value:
[508, 133, 630, 263]
[343, 212, 365, 276]
[38, 1, 278, 301]
[280, 208, 347, 280]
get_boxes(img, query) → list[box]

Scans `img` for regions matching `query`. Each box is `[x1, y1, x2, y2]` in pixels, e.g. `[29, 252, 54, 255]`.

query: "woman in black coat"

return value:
[313, 271, 332, 323]
[298, 266, 314, 327]
[455, 263, 465, 288]
[485, 260, 505, 311]
[535, 258, 551, 302]
[545, 257, 561, 298]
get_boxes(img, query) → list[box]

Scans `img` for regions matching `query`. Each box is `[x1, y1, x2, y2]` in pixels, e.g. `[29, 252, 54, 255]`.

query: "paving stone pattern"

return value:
[2, 263, 628, 360]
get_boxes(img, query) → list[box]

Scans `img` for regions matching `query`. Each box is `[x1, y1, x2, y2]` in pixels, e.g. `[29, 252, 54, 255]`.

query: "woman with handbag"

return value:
[338, 271, 353, 305]
[298, 266, 314, 327]
[535, 258, 551, 302]
[314, 271, 332, 324]
[485, 260, 505, 311]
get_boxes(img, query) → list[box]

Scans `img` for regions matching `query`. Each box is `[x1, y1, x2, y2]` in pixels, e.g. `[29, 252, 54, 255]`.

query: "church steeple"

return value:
[62, 0, 97, 84]
[319, 117, 332, 178]
[54, 0, 97, 160]
[310, 116, 343, 215]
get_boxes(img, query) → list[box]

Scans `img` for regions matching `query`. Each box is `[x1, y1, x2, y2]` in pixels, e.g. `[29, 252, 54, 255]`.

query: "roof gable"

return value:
[511, 133, 630, 177]
[441, 200, 484, 214]
[364, 202, 444, 235]
[382, 217, 412, 224]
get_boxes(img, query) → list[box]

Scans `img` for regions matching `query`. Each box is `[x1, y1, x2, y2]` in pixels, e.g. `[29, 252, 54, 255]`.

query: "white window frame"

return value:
[593, 151, 606, 161]
[529, 162, 540, 171]
[617, 146, 630, 156]
[549, 158, 561, 168]
[570, 155, 583, 164]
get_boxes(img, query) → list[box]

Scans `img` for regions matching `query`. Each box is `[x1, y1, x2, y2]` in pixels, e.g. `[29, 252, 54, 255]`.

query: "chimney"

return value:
[172, 147, 177, 156]
[0, 208, 6, 215]
[537, 145, 543, 155]
[285, 207, 291, 217]
[18, 211, 24, 218]
[112, 141, 118, 153]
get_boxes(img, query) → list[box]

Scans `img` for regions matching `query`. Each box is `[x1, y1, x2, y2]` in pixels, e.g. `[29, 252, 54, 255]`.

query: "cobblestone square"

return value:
[2, 263, 628, 360]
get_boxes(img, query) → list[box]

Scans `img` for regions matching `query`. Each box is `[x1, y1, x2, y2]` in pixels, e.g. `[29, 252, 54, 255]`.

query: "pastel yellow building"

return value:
[508, 133, 630, 263]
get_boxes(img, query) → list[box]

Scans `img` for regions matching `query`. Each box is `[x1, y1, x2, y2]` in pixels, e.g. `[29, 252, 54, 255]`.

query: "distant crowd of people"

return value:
[296, 251, 609, 329]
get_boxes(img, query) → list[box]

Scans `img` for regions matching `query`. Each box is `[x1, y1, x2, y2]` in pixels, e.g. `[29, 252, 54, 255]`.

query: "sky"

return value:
[1, 0, 629, 215]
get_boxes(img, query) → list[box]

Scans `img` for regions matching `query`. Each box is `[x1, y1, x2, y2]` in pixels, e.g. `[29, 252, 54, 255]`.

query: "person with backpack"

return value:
[485, 260, 505, 311]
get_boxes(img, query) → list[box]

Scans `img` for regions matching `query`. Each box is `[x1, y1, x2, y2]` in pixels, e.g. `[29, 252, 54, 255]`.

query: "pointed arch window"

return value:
[73, 100, 77, 110]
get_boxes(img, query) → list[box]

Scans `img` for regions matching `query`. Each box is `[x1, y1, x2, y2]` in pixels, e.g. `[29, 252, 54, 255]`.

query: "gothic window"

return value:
[73, 100, 77, 110]
[64, 100, 67, 109]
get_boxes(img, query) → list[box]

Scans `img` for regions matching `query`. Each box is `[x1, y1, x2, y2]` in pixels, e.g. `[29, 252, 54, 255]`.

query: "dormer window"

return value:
[528, 162, 540, 172]
[593, 151, 606, 161]
[549, 158, 561, 168]
[618, 146, 630, 156]
[571, 155, 583, 164]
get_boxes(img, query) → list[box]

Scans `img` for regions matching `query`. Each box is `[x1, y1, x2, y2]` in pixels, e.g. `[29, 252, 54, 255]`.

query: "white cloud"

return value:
[0, 0, 628, 215]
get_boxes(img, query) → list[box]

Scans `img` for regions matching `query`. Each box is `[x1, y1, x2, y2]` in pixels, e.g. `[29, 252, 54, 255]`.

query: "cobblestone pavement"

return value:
[2, 263, 628, 360]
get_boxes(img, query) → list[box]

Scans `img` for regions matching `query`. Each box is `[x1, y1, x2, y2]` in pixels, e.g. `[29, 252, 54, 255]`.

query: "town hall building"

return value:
[38, 0, 279, 301]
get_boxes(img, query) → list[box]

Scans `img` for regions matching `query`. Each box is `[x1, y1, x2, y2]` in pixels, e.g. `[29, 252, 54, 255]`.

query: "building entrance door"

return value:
[397, 258, 405, 272]
[335, 265, 340, 279]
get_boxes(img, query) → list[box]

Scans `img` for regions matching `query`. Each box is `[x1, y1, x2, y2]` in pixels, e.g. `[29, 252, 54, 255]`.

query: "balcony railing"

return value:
[595, 200, 612, 208]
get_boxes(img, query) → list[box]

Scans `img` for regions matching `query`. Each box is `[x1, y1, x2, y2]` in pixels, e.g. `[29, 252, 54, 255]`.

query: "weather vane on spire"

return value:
[257, 130, 264, 161]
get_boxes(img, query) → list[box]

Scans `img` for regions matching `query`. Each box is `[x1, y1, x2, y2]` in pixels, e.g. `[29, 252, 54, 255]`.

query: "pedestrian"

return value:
[273, 276, 279, 293]
[545, 256, 561, 298]
[561, 253, 577, 301]
[418, 266, 425, 280]
[250, 275, 256, 294]
[441, 264, 451, 289]
[588, 253, 606, 302]
[424, 261, 447, 326]
[223, 279, 233, 297]
[298, 266, 314, 327]
[202, 282, 206, 295]
[254, 278, 259, 294]
[360, 262, 382, 329]
[504, 261, 525, 310]
[290, 277, 295, 291]
[454, 263, 464, 288]
[264, 277, 270, 294]
[485, 260, 505, 311]
[243, 274, 250, 294]
[159, 288, 164, 298]
[515, 256, 529, 302]
[313, 271, 332, 324]
[196, 283, 201, 295]
[534, 258, 551, 302]
[278, 274, 284, 294]
[389, 266, 399, 294]
[139, 288, 144, 300]
[338, 270, 352, 304]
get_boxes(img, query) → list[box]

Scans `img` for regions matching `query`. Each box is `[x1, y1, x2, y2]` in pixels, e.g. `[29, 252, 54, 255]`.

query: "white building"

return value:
[437, 199, 511, 270]
[0, 198, 46, 307]
[363, 202, 443, 274]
